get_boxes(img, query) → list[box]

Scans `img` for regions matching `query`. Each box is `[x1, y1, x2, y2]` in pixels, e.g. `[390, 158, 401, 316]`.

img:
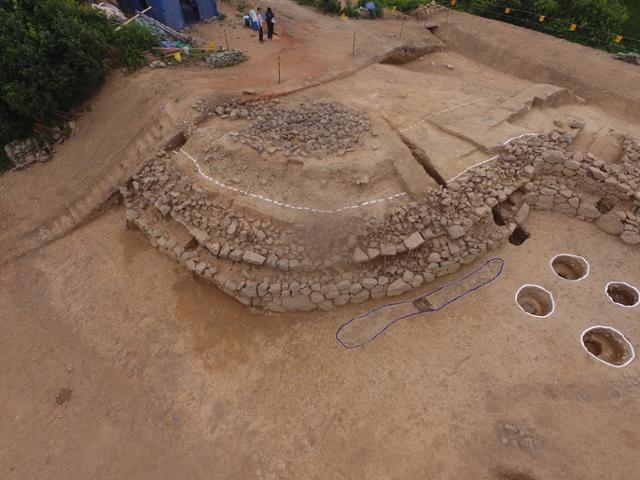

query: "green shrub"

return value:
[0, 0, 158, 149]
[342, 0, 360, 16]
[0, 149, 12, 172]
[622, 0, 640, 39]
[113, 23, 157, 71]
[393, 0, 423, 12]
[454, 0, 634, 52]
[0, 0, 112, 146]
[318, 0, 342, 13]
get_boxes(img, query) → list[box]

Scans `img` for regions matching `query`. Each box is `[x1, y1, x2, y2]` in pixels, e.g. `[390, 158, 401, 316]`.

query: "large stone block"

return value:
[595, 213, 624, 235]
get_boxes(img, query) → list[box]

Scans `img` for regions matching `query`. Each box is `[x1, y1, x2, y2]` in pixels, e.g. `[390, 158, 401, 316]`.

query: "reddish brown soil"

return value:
[1, 3, 640, 479]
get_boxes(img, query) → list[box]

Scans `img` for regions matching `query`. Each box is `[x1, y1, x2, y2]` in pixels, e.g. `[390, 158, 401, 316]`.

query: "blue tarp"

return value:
[120, 0, 144, 11]
[196, 0, 219, 18]
[148, 0, 185, 29]
[119, 0, 218, 30]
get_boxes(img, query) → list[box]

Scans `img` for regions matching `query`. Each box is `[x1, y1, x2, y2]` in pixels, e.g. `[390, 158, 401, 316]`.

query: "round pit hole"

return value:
[515, 284, 554, 318]
[550, 254, 589, 281]
[606, 281, 640, 307]
[581, 326, 635, 367]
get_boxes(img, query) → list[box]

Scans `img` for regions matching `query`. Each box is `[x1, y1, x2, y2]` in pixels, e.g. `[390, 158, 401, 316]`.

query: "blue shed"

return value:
[119, 0, 219, 30]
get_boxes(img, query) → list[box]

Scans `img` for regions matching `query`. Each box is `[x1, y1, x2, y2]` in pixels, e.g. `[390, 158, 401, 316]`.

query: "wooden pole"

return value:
[115, 6, 152, 31]
[278, 56, 281, 84]
[224, 29, 230, 49]
[399, 18, 405, 39]
[352, 31, 357, 56]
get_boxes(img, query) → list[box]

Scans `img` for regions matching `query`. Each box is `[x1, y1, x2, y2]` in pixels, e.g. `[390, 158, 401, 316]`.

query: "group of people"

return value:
[248, 7, 276, 43]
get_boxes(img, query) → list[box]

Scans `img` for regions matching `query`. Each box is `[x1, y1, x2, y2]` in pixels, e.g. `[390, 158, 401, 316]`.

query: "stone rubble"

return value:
[195, 100, 371, 159]
[235, 102, 370, 158]
[613, 52, 640, 66]
[4, 137, 52, 169]
[206, 49, 248, 68]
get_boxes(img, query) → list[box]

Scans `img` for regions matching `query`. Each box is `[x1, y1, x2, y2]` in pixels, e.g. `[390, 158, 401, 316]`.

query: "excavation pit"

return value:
[550, 254, 589, 281]
[492, 206, 507, 226]
[581, 326, 635, 367]
[164, 131, 187, 151]
[605, 282, 639, 307]
[515, 285, 554, 318]
[379, 45, 440, 65]
[509, 226, 530, 246]
[596, 197, 616, 214]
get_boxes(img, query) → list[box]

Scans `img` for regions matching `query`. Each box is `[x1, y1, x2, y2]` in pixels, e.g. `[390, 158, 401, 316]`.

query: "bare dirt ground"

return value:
[1, 3, 640, 479]
[3, 207, 640, 479]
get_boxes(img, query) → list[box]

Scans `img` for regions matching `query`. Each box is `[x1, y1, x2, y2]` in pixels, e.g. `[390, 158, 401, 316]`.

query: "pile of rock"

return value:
[613, 52, 640, 66]
[206, 49, 248, 68]
[238, 102, 371, 157]
[423, 0, 447, 15]
[3, 137, 52, 170]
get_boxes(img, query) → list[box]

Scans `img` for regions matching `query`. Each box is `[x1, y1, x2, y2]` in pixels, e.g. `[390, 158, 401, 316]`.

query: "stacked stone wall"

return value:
[122, 131, 640, 311]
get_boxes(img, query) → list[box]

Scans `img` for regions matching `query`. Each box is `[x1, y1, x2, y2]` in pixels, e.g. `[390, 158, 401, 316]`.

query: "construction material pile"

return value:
[206, 49, 248, 68]
[238, 102, 371, 156]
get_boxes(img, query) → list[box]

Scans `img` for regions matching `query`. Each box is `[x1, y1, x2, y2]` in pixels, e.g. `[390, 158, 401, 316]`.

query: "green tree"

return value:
[0, 0, 112, 146]
[457, 0, 632, 50]
[0, 0, 156, 157]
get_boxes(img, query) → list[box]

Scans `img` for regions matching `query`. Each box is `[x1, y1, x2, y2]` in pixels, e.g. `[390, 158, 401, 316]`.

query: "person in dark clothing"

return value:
[265, 7, 275, 40]
[323, 0, 329, 14]
[257, 7, 264, 43]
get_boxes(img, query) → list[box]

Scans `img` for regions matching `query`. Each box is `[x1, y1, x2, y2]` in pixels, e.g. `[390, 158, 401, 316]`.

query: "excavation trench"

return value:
[379, 45, 442, 65]
[396, 131, 448, 186]
[164, 131, 187, 151]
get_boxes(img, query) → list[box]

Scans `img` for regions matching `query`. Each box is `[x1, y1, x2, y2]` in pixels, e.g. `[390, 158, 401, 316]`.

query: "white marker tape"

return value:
[399, 96, 498, 134]
[178, 148, 408, 214]
[447, 133, 540, 184]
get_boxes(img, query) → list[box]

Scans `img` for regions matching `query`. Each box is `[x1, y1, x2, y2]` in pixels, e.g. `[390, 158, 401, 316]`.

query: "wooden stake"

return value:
[224, 29, 230, 49]
[352, 31, 357, 56]
[115, 6, 152, 31]
[278, 56, 281, 84]
[399, 18, 405, 39]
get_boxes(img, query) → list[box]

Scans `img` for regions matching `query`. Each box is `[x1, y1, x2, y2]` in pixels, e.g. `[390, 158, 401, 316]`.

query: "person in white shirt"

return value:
[256, 7, 265, 43]
[249, 8, 258, 30]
